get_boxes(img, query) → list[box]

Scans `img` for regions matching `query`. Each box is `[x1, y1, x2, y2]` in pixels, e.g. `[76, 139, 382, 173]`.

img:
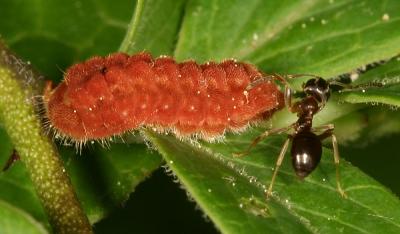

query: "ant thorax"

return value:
[289, 77, 332, 133]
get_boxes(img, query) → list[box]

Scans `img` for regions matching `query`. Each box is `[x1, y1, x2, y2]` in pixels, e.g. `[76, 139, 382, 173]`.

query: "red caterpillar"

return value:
[44, 52, 284, 142]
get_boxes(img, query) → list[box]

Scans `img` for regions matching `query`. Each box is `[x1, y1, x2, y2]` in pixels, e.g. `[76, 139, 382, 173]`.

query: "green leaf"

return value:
[0, 122, 162, 226]
[59, 142, 162, 222]
[337, 57, 400, 107]
[1, 0, 400, 233]
[120, 0, 187, 55]
[0, 200, 47, 234]
[148, 130, 400, 234]
[0, 128, 49, 229]
[120, 0, 400, 233]
[337, 107, 400, 144]
[176, 0, 400, 77]
[1, 0, 136, 79]
[0, 0, 164, 226]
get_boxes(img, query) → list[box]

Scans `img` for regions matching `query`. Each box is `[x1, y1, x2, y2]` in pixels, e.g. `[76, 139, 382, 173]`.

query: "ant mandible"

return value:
[235, 74, 348, 199]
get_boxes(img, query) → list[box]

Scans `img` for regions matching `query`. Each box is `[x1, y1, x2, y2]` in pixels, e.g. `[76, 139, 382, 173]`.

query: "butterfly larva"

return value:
[44, 52, 284, 143]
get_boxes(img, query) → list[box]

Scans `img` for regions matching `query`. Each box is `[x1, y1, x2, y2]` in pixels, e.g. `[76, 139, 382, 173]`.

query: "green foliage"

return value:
[1, 0, 400, 233]
[0, 0, 162, 232]
[0, 199, 46, 234]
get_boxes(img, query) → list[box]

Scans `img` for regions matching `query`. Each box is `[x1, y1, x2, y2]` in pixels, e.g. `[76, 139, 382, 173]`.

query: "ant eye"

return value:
[304, 78, 317, 88]
[316, 78, 328, 89]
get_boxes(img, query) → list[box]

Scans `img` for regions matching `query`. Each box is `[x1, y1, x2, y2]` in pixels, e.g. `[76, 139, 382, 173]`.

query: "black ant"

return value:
[234, 74, 364, 199]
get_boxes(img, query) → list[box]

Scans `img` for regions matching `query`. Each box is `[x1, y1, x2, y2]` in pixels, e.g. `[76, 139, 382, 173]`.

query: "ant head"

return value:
[303, 78, 330, 104]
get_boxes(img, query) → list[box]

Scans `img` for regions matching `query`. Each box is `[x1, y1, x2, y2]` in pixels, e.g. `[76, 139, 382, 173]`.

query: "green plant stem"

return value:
[0, 43, 92, 233]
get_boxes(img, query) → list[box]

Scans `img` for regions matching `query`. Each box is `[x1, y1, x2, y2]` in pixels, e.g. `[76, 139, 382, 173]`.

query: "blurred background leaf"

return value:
[0, 199, 47, 234]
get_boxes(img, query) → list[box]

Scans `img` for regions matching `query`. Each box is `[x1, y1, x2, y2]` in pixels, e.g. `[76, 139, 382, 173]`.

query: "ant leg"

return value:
[331, 134, 347, 198]
[318, 127, 347, 198]
[245, 74, 285, 90]
[285, 74, 323, 80]
[284, 84, 295, 112]
[247, 73, 323, 91]
[266, 137, 291, 199]
[233, 124, 293, 157]
[246, 73, 307, 113]
[264, 74, 295, 112]
[252, 74, 305, 112]
[312, 124, 334, 134]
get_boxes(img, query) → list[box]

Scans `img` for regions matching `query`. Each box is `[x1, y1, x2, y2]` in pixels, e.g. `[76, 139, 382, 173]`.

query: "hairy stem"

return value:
[0, 42, 92, 233]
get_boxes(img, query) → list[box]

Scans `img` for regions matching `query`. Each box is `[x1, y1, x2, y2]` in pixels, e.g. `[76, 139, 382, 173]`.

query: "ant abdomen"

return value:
[291, 131, 322, 178]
